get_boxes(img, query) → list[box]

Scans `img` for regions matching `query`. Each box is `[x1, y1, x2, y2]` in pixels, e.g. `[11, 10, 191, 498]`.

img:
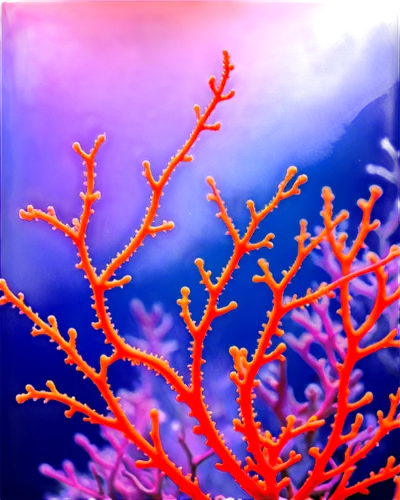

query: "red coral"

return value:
[1, 52, 399, 499]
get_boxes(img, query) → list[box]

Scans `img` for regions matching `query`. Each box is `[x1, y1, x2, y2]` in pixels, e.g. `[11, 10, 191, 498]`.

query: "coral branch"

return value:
[99, 51, 234, 284]
[175, 166, 310, 498]
[330, 456, 400, 499]
[3, 52, 238, 500]
[292, 185, 400, 500]
[16, 381, 117, 425]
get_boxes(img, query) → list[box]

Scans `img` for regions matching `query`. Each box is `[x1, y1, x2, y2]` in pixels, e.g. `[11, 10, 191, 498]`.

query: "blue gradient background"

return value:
[1, 2, 399, 499]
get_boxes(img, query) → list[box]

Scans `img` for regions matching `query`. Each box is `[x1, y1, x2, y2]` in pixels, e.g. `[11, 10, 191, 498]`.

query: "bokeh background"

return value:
[1, 2, 399, 499]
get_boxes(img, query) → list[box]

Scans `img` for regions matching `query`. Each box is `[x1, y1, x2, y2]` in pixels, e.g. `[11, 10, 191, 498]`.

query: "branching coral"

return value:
[40, 300, 240, 499]
[255, 138, 399, 496]
[1, 52, 399, 500]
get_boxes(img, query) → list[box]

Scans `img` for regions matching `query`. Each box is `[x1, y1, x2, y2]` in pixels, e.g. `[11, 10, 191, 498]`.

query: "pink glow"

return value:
[7, 2, 325, 102]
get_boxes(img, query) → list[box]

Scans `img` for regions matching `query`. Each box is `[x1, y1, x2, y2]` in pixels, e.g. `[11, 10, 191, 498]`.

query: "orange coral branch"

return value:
[0, 280, 98, 379]
[174, 166, 311, 499]
[226, 181, 400, 498]
[16, 380, 117, 425]
[0, 282, 209, 498]
[323, 390, 400, 482]
[99, 50, 235, 285]
[230, 227, 348, 496]
[394, 476, 400, 500]
[17, 52, 235, 405]
[176, 163, 400, 498]
[3, 52, 238, 500]
[329, 457, 400, 499]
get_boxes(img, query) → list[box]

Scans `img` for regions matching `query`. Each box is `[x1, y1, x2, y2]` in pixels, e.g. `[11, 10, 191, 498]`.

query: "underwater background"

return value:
[1, 2, 399, 499]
